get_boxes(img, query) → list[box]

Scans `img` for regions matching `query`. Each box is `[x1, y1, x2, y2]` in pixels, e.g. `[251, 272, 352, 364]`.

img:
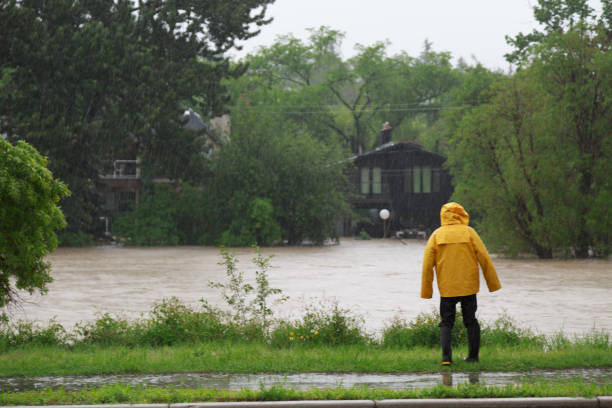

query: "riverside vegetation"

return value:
[1, 248, 610, 404]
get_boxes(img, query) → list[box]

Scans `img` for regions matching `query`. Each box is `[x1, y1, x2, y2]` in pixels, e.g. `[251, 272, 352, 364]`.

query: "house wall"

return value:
[346, 144, 453, 237]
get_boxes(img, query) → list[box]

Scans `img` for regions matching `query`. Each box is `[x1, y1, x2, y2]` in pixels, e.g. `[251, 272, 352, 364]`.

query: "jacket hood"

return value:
[440, 202, 470, 226]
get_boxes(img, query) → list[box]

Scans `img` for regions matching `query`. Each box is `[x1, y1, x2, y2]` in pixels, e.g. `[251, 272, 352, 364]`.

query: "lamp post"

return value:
[379, 208, 390, 238]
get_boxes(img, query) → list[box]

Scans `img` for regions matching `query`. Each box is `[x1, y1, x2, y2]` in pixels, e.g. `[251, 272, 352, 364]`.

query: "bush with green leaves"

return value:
[112, 183, 212, 246]
[270, 300, 370, 347]
[219, 198, 282, 247]
[382, 310, 544, 348]
[0, 319, 69, 349]
[209, 99, 350, 246]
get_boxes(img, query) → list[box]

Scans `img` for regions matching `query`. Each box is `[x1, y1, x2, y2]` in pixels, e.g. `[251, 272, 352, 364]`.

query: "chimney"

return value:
[380, 122, 392, 145]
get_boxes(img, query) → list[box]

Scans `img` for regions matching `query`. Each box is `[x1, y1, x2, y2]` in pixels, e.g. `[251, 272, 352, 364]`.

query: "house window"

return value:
[372, 167, 382, 194]
[432, 168, 441, 192]
[360, 167, 370, 194]
[404, 168, 413, 193]
[405, 166, 442, 194]
[422, 166, 432, 193]
[413, 166, 422, 193]
[360, 167, 382, 195]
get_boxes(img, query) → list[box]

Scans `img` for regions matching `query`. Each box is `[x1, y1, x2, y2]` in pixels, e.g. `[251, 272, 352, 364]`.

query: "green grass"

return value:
[1, 379, 611, 405]
[2, 341, 611, 377]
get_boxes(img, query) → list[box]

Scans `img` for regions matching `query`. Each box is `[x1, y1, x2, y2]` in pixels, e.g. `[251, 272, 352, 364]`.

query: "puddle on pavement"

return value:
[1, 368, 611, 393]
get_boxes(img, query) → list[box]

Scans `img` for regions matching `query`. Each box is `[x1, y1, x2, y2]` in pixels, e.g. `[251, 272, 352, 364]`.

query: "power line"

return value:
[241, 104, 475, 115]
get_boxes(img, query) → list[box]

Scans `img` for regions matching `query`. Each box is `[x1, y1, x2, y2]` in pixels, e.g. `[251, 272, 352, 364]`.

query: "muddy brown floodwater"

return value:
[11, 238, 612, 335]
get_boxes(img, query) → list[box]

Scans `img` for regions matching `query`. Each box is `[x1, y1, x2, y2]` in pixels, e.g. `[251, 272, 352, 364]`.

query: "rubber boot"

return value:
[464, 324, 480, 362]
[440, 326, 452, 365]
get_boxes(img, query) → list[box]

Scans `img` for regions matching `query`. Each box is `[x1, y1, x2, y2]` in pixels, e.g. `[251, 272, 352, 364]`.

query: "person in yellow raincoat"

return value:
[421, 202, 501, 365]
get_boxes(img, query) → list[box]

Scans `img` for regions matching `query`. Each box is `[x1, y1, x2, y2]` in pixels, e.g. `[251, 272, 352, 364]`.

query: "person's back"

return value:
[421, 202, 501, 365]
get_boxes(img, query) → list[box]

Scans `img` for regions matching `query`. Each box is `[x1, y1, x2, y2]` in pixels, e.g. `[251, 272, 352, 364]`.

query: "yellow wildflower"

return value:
[289, 336, 295, 341]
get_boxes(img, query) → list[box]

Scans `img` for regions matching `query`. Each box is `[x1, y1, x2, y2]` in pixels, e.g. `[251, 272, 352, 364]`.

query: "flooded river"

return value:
[12, 238, 612, 335]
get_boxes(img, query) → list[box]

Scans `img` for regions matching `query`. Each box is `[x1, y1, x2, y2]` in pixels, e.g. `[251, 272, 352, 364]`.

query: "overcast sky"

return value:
[230, 0, 602, 71]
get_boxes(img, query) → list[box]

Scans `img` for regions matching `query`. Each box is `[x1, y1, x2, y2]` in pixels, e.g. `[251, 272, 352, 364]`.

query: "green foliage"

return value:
[210, 98, 350, 245]
[251, 249, 288, 332]
[112, 183, 211, 246]
[0, 139, 69, 310]
[382, 310, 459, 348]
[73, 297, 264, 348]
[354, 230, 372, 240]
[448, 3, 612, 257]
[270, 300, 369, 347]
[234, 28, 459, 154]
[209, 247, 287, 332]
[112, 185, 180, 246]
[0, 319, 69, 349]
[0, 0, 274, 235]
[209, 249, 255, 323]
[382, 310, 543, 349]
[219, 198, 282, 247]
[57, 231, 95, 247]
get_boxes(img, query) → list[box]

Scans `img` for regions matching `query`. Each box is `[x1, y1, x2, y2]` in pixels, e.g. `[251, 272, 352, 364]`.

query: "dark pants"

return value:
[439, 294, 481, 362]
[439, 294, 479, 330]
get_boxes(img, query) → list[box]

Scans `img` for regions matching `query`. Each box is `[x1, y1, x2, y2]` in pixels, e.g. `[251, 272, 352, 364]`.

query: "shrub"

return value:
[57, 232, 95, 247]
[75, 313, 140, 347]
[112, 183, 211, 246]
[481, 314, 543, 347]
[0, 319, 69, 349]
[382, 310, 468, 348]
[270, 300, 369, 347]
[219, 198, 282, 247]
[382, 310, 545, 349]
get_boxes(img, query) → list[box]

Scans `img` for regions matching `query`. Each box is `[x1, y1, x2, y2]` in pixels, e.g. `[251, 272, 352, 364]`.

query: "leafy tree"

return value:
[0, 0, 274, 236]
[448, 0, 612, 257]
[210, 99, 350, 245]
[447, 74, 562, 258]
[420, 62, 504, 154]
[236, 28, 458, 154]
[506, 0, 612, 256]
[0, 139, 69, 311]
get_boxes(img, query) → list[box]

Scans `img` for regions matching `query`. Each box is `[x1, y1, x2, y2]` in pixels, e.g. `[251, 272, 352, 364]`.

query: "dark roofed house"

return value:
[345, 141, 453, 238]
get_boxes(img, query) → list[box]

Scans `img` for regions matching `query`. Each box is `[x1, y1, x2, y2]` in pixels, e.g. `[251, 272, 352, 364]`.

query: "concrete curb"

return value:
[9, 397, 612, 408]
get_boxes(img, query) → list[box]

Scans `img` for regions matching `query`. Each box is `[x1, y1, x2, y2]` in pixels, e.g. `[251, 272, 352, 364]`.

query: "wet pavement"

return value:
[1, 368, 611, 393]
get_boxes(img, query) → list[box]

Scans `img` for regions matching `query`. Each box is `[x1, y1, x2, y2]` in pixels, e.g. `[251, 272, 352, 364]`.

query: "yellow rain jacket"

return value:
[421, 202, 501, 299]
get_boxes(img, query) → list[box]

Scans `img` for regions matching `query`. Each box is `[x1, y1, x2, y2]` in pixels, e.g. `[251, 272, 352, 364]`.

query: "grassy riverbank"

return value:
[1, 297, 611, 377]
[2, 380, 612, 405]
[2, 341, 611, 377]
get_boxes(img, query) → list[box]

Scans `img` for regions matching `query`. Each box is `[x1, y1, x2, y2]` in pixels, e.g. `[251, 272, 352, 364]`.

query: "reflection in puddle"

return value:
[441, 371, 480, 386]
[0, 368, 610, 393]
